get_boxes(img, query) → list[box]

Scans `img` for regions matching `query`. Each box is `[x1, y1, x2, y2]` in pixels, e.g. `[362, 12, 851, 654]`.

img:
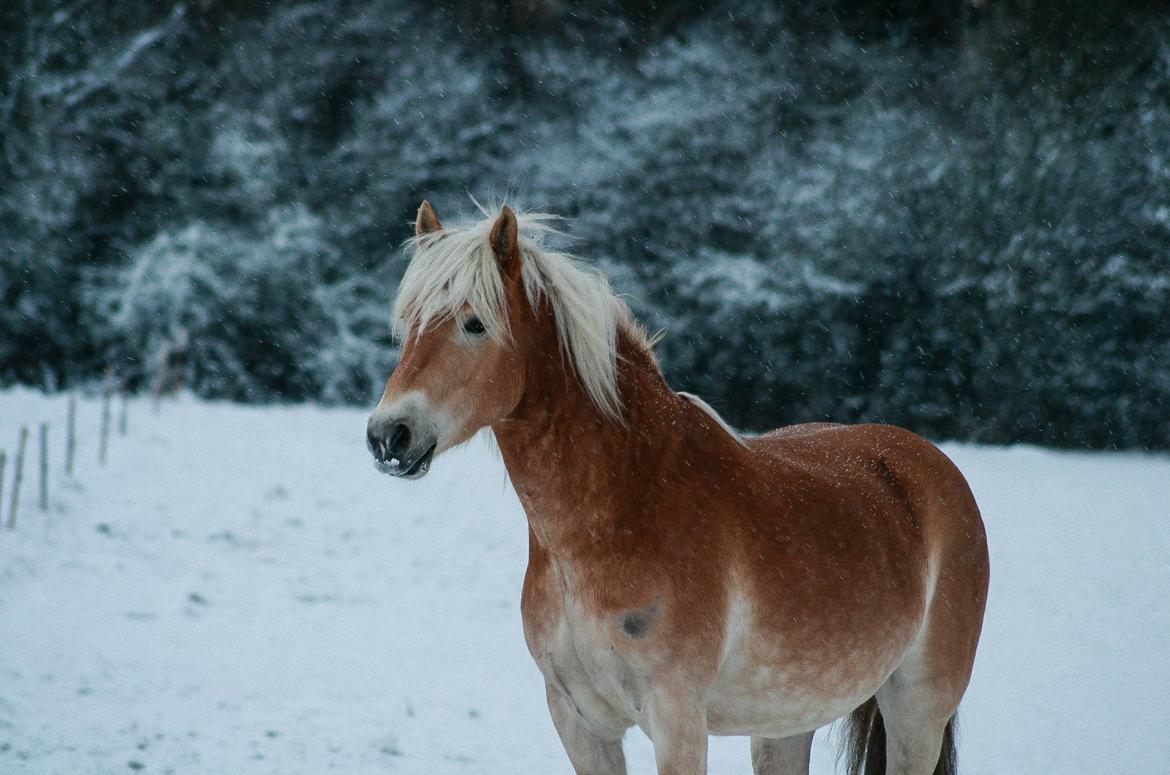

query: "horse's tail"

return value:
[842, 697, 958, 775]
[842, 697, 885, 775]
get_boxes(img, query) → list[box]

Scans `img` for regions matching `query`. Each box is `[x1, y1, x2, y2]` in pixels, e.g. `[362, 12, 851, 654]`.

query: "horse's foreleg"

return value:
[545, 683, 627, 775]
[643, 689, 708, 775]
[750, 732, 814, 775]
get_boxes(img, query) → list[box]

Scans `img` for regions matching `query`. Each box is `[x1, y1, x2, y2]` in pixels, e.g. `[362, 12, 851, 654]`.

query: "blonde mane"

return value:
[392, 208, 634, 420]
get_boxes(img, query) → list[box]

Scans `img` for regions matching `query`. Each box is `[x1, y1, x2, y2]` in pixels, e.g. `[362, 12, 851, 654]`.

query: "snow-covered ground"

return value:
[0, 388, 1167, 774]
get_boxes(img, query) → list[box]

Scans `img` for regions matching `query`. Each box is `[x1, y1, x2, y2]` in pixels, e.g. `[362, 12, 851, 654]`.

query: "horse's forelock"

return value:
[391, 209, 632, 421]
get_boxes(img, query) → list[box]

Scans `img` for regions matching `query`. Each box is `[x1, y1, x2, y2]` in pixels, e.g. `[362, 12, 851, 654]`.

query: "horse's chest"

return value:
[521, 561, 649, 730]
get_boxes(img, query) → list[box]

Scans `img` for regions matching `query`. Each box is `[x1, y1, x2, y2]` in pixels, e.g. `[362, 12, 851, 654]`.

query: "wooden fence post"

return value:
[38, 423, 49, 512]
[99, 375, 112, 466]
[8, 427, 28, 529]
[0, 451, 6, 520]
[119, 389, 129, 436]
[65, 394, 77, 477]
[153, 358, 166, 415]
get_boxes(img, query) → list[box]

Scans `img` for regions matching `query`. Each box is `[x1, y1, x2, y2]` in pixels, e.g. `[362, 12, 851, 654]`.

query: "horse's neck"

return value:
[492, 331, 692, 549]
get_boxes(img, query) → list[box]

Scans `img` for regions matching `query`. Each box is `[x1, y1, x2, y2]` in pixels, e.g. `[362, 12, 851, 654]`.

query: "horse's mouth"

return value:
[401, 444, 436, 478]
[375, 443, 436, 480]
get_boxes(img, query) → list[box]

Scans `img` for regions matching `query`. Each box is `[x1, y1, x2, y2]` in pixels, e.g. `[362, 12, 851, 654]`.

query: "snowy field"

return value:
[1, 388, 1167, 774]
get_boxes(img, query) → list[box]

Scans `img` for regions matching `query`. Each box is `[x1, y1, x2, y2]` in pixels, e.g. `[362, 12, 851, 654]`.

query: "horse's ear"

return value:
[489, 205, 519, 262]
[416, 200, 443, 236]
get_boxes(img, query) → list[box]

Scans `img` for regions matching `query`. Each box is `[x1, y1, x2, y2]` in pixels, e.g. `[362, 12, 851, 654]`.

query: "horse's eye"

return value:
[463, 316, 486, 336]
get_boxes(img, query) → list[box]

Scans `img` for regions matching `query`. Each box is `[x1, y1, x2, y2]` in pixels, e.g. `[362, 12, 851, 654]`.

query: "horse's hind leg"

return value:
[874, 677, 953, 775]
[873, 563, 981, 775]
[750, 732, 814, 775]
[869, 445, 988, 774]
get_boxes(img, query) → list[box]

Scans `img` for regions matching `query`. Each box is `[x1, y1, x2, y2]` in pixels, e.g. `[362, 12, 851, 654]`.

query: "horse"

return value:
[366, 201, 990, 775]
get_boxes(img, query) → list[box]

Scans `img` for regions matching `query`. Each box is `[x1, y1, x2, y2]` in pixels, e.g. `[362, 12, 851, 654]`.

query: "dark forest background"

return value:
[2, 0, 1168, 449]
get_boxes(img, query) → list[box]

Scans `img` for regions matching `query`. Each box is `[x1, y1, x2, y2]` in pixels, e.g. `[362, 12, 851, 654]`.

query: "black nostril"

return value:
[387, 423, 412, 458]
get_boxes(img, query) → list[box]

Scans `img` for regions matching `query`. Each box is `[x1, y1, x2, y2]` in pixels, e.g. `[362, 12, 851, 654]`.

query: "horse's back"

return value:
[747, 421, 986, 564]
[751, 420, 938, 455]
[752, 421, 845, 441]
[750, 421, 973, 506]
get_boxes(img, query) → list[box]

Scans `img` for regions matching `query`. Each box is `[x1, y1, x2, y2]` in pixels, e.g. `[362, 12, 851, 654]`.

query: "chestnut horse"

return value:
[367, 202, 989, 775]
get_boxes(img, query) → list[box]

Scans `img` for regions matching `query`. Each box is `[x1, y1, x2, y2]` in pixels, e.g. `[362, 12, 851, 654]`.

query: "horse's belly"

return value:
[705, 670, 875, 737]
[705, 616, 918, 737]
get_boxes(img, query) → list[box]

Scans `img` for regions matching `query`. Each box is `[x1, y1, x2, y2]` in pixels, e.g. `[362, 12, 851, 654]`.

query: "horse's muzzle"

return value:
[367, 416, 437, 479]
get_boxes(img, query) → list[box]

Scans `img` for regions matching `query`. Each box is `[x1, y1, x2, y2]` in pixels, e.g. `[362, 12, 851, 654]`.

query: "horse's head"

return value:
[367, 200, 629, 479]
[366, 201, 528, 478]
